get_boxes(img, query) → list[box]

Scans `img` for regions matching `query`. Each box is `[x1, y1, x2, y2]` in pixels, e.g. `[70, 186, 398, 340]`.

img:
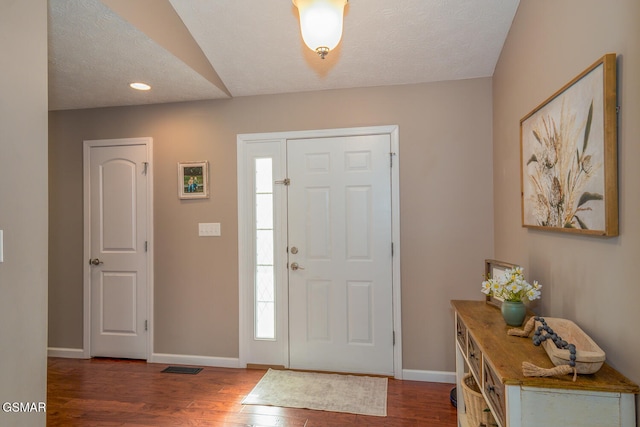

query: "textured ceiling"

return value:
[48, 0, 520, 111]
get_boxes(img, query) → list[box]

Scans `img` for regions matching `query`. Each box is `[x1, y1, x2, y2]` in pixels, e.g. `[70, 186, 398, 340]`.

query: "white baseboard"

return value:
[149, 353, 240, 369]
[48, 349, 453, 383]
[47, 348, 241, 369]
[48, 347, 86, 358]
[402, 369, 456, 384]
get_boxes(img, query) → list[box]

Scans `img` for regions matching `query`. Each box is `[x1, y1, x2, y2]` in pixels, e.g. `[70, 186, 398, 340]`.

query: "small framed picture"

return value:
[484, 259, 518, 308]
[178, 161, 209, 199]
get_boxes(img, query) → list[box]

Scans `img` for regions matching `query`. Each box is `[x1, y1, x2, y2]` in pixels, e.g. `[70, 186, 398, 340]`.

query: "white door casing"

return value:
[287, 134, 394, 375]
[83, 138, 153, 360]
[238, 126, 402, 378]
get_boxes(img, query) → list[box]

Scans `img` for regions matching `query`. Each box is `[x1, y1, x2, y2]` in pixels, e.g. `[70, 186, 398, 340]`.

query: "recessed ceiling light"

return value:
[129, 82, 151, 91]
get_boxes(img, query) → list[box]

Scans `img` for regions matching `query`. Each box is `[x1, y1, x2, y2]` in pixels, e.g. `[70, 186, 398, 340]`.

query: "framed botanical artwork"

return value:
[484, 259, 518, 308]
[178, 161, 209, 199]
[520, 53, 618, 236]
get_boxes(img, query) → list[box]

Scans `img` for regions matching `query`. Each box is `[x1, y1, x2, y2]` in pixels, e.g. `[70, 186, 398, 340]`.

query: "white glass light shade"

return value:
[129, 82, 151, 91]
[293, 0, 347, 58]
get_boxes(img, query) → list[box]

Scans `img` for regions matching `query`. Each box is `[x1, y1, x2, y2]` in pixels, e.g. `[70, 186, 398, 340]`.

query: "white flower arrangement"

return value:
[481, 266, 542, 303]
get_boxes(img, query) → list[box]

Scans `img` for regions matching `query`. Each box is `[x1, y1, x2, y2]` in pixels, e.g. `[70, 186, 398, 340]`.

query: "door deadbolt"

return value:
[290, 246, 299, 254]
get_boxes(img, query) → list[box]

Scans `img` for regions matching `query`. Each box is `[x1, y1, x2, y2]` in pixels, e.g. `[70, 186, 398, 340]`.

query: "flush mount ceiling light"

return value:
[129, 82, 151, 91]
[292, 0, 348, 59]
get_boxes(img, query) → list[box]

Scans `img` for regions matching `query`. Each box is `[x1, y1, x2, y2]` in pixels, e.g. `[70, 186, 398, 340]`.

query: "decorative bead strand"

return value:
[532, 317, 577, 368]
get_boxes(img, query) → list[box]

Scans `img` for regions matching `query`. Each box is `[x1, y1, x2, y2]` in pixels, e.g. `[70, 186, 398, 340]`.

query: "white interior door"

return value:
[87, 142, 149, 359]
[287, 134, 394, 375]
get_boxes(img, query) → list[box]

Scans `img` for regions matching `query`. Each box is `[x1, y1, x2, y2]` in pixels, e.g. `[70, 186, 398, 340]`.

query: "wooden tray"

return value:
[539, 318, 606, 374]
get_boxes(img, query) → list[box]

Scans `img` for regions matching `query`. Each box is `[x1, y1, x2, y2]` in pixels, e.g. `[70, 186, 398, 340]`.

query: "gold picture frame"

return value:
[484, 259, 518, 308]
[520, 53, 618, 236]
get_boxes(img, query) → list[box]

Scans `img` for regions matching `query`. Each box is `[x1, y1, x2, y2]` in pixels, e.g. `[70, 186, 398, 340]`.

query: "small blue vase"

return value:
[501, 301, 526, 326]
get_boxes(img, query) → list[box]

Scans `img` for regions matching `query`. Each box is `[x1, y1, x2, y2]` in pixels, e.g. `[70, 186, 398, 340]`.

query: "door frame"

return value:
[237, 125, 402, 378]
[82, 137, 154, 359]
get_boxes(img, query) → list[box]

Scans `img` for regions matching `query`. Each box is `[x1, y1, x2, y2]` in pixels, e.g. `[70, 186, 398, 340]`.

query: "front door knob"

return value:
[89, 258, 104, 266]
[290, 262, 305, 271]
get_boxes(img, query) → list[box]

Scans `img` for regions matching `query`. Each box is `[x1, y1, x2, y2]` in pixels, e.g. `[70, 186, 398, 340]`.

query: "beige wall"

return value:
[49, 78, 494, 371]
[493, 0, 640, 421]
[0, 1, 48, 426]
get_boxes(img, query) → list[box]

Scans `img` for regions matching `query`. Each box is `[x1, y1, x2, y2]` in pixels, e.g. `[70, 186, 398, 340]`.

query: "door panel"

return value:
[89, 144, 148, 359]
[288, 134, 393, 375]
[100, 272, 137, 334]
[101, 161, 137, 251]
[307, 279, 331, 341]
[347, 280, 373, 344]
[346, 186, 372, 259]
[305, 187, 331, 259]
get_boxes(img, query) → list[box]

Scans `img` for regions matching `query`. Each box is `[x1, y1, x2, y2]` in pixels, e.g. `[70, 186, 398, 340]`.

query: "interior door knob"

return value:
[89, 258, 104, 266]
[290, 262, 304, 271]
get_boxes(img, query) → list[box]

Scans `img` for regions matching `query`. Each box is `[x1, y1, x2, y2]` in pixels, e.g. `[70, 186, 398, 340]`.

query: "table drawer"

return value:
[456, 313, 467, 352]
[483, 360, 506, 427]
[467, 333, 482, 380]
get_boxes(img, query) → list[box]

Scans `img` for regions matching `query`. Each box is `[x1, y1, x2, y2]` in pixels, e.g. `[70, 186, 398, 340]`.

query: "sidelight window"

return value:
[254, 158, 275, 340]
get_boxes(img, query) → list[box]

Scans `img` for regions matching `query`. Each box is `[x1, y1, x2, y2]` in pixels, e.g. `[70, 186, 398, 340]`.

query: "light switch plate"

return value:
[198, 223, 221, 237]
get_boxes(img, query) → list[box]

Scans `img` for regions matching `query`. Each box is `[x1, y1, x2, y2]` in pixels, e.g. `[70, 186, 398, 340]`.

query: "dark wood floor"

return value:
[47, 357, 457, 426]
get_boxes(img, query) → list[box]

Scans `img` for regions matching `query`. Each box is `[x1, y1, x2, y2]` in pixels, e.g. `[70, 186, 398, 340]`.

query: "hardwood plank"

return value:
[47, 357, 457, 426]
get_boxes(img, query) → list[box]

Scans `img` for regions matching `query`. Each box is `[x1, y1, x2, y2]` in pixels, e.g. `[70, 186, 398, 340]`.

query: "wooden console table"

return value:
[452, 300, 639, 427]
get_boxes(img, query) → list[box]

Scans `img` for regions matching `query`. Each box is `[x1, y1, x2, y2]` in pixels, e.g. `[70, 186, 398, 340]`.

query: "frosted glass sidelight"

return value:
[256, 230, 274, 265]
[254, 158, 275, 340]
[256, 301, 275, 339]
[256, 266, 275, 302]
[256, 194, 273, 229]
[255, 158, 273, 193]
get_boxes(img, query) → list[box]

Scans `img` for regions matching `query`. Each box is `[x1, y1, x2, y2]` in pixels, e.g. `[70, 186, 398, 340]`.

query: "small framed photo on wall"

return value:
[178, 161, 209, 199]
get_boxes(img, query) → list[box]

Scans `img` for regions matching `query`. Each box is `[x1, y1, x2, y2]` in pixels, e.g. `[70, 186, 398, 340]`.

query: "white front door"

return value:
[86, 140, 150, 359]
[287, 134, 394, 375]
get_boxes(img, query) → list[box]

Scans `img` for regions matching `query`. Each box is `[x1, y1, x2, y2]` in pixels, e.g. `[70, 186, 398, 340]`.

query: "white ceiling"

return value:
[48, 0, 520, 111]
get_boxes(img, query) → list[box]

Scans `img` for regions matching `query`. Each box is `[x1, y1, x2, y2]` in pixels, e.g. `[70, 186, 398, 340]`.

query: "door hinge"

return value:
[390, 152, 396, 167]
[142, 162, 149, 175]
[393, 331, 396, 346]
[391, 242, 394, 256]
[145, 320, 148, 331]
[275, 178, 290, 186]
[144, 241, 148, 252]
